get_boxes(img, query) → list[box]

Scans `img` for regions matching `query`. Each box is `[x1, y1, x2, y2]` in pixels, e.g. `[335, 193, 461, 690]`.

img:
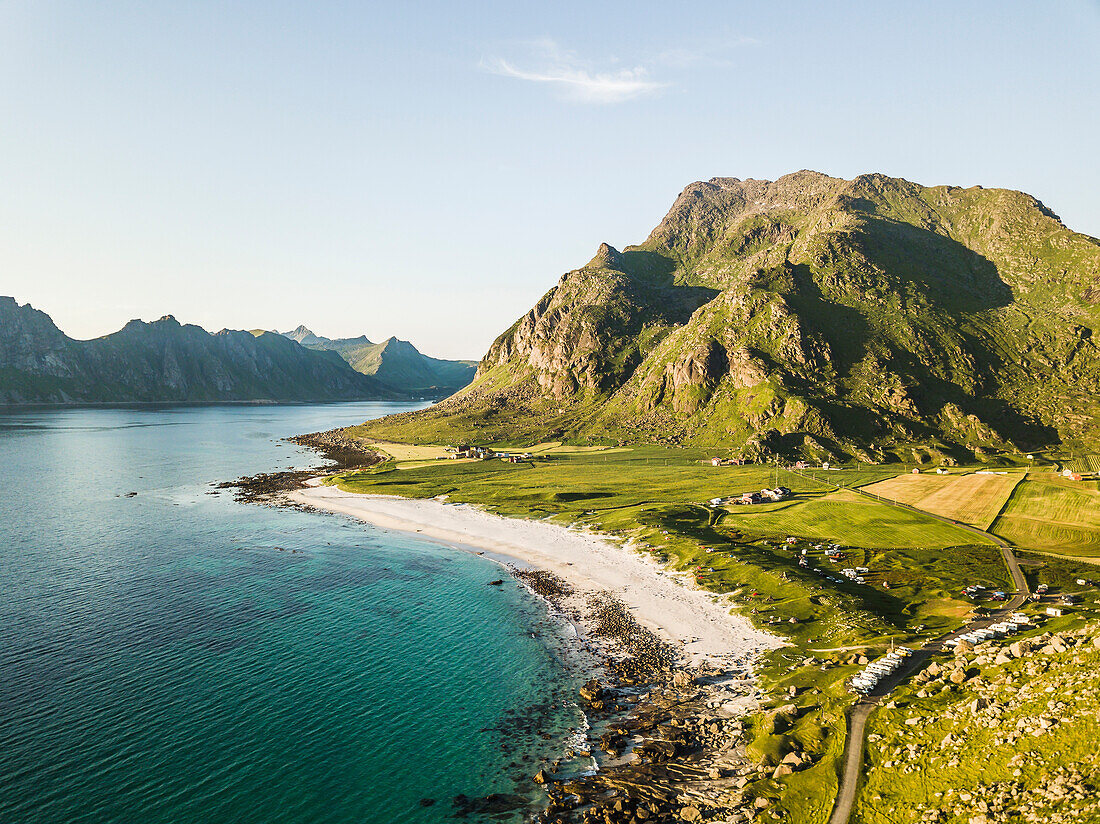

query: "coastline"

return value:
[289, 480, 781, 670]
[275, 475, 796, 821]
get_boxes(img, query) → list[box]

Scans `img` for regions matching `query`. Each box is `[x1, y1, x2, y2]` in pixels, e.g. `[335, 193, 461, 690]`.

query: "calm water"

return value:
[0, 403, 585, 824]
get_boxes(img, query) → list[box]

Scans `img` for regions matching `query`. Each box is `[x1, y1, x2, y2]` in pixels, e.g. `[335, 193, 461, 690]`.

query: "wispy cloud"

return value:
[480, 35, 758, 104]
[480, 39, 668, 104]
[482, 57, 667, 103]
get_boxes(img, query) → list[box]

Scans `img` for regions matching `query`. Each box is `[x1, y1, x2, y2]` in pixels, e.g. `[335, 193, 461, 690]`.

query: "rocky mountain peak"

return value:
[287, 324, 314, 339]
[586, 243, 626, 271]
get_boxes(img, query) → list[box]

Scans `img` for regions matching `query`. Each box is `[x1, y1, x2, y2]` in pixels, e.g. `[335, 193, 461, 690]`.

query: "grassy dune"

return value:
[862, 471, 1023, 530]
[991, 474, 1100, 557]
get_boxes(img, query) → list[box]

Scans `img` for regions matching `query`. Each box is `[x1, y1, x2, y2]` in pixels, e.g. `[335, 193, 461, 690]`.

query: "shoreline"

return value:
[289, 480, 782, 670]
[276, 476, 793, 821]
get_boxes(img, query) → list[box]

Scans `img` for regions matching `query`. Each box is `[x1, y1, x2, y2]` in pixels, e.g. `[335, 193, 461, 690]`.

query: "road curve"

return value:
[824, 484, 1028, 824]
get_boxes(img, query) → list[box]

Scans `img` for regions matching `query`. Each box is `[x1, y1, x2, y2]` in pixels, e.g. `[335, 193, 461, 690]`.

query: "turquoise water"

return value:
[0, 403, 585, 823]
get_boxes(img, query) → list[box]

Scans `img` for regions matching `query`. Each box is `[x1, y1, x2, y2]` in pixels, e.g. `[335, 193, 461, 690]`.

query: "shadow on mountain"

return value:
[857, 217, 1013, 312]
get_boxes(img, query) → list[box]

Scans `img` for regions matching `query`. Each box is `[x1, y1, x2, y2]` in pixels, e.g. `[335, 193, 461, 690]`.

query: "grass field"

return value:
[1064, 454, 1100, 474]
[330, 445, 1000, 645]
[716, 489, 988, 548]
[861, 471, 1024, 530]
[990, 473, 1100, 557]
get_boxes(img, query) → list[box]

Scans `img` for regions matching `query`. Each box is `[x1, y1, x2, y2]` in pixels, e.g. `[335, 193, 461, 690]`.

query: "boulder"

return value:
[579, 679, 605, 703]
[679, 806, 703, 822]
[772, 764, 794, 778]
[950, 669, 968, 684]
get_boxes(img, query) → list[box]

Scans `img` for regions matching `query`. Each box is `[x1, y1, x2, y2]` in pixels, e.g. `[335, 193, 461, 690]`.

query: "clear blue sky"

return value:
[2, 1, 1098, 359]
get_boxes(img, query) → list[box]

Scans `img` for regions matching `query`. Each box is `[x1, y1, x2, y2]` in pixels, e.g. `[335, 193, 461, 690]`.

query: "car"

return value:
[1037, 584, 1049, 594]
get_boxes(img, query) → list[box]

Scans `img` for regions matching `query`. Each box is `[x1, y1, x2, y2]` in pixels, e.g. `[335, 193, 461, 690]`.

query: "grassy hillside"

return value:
[856, 619, 1100, 824]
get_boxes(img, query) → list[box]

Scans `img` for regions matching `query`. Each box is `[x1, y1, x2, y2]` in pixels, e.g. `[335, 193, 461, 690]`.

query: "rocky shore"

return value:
[512, 569, 779, 824]
[216, 430, 382, 503]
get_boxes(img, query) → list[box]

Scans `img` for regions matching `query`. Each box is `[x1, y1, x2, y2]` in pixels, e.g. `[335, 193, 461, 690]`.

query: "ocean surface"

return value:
[0, 403, 587, 824]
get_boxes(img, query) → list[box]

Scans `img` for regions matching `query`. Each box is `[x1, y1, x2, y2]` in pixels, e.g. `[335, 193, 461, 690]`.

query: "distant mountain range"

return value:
[361, 171, 1100, 461]
[280, 326, 477, 398]
[0, 298, 472, 405]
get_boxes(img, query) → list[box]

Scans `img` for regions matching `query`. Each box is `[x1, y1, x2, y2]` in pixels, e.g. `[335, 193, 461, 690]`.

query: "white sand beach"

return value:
[290, 480, 781, 668]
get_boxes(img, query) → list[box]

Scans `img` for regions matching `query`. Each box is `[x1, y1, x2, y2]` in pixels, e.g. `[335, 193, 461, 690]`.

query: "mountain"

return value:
[0, 298, 397, 404]
[281, 327, 477, 399]
[360, 171, 1100, 461]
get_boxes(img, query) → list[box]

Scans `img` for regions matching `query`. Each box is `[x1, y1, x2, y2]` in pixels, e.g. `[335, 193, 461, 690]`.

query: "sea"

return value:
[0, 402, 588, 824]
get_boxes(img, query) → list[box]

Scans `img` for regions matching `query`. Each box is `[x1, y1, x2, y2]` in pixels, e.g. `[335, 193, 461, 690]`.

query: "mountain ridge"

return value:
[0, 298, 397, 404]
[279, 327, 477, 399]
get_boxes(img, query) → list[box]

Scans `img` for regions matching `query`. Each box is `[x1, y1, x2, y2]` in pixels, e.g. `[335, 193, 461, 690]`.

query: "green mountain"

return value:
[282, 326, 477, 399]
[0, 297, 397, 404]
[360, 171, 1100, 461]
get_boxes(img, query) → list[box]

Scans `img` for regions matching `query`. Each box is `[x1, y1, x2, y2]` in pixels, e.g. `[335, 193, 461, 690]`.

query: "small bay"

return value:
[0, 402, 584, 824]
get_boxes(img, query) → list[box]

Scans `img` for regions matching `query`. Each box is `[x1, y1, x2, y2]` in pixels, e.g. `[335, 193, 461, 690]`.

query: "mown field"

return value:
[861, 471, 1023, 530]
[715, 488, 986, 548]
[990, 473, 1100, 557]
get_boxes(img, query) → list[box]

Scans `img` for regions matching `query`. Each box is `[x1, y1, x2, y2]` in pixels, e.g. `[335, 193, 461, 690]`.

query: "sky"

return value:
[1, 1, 1098, 359]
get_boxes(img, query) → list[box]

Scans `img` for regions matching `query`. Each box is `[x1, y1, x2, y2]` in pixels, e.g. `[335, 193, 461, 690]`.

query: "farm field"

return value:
[990, 473, 1100, 557]
[861, 471, 1023, 529]
[367, 441, 451, 461]
[715, 488, 986, 549]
